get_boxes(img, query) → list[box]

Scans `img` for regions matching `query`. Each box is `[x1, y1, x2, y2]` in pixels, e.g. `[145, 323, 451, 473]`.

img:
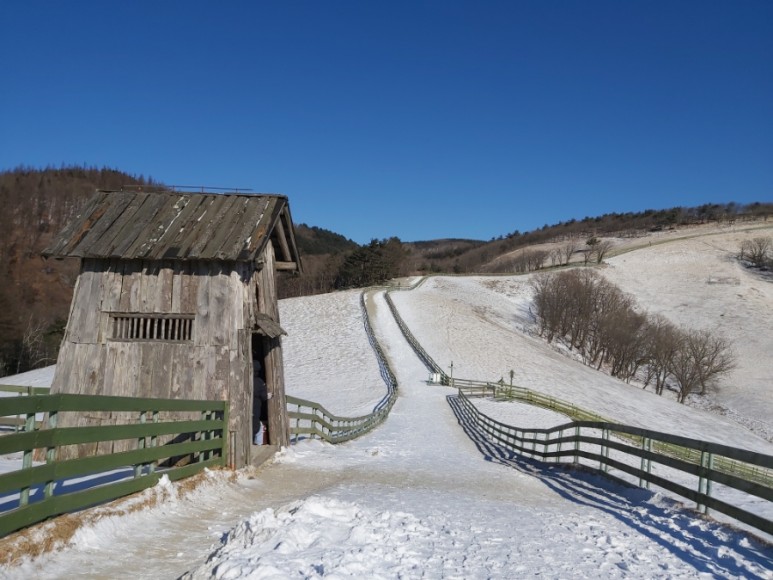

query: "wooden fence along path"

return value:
[382, 278, 773, 537]
[286, 292, 398, 443]
[0, 390, 226, 537]
[2, 276, 772, 538]
[456, 389, 773, 536]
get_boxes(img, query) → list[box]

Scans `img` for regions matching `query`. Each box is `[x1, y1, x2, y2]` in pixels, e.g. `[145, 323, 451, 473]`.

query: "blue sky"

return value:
[1, 1, 771, 244]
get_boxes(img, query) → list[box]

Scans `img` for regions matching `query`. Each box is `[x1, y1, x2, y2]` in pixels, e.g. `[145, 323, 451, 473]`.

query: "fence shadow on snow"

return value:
[446, 394, 773, 575]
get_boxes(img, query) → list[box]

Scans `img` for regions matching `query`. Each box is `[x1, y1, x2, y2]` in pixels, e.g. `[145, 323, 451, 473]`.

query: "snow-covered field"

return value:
[1, 225, 772, 578]
[602, 226, 773, 434]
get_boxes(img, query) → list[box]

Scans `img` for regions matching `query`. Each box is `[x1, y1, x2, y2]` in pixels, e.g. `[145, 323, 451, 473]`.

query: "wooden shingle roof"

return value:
[43, 190, 301, 270]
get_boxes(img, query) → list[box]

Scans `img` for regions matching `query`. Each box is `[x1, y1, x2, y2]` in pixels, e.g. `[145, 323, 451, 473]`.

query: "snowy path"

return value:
[179, 289, 772, 578]
[5, 289, 772, 578]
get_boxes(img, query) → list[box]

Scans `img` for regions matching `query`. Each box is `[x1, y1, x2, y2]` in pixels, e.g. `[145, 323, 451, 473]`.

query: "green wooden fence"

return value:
[286, 290, 398, 443]
[383, 278, 773, 536]
[452, 380, 773, 490]
[383, 292, 445, 379]
[457, 388, 773, 536]
[0, 385, 51, 430]
[0, 393, 227, 537]
[286, 394, 394, 444]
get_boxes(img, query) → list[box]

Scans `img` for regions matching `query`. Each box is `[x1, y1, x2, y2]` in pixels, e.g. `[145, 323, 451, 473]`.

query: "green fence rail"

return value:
[452, 380, 773, 491]
[286, 394, 393, 444]
[0, 393, 227, 537]
[457, 388, 773, 536]
[0, 385, 51, 431]
[0, 385, 51, 396]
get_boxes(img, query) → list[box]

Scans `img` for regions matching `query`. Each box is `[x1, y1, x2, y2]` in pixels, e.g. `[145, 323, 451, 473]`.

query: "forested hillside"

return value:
[0, 166, 157, 376]
[1, 165, 770, 377]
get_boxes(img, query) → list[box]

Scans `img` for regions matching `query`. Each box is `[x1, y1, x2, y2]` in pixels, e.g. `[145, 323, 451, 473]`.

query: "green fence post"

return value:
[295, 402, 301, 444]
[149, 410, 159, 473]
[639, 436, 651, 489]
[201, 410, 210, 462]
[574, 425, 580, 465]
[697, 450, 714, 514]
[135, 410, 147, 478]
[198, 410, 208, 464]
[44, 410, 58, 499]
[600, 428, 610, 473]
[705, 453, 714, 516]
[20, 411, 37, 506]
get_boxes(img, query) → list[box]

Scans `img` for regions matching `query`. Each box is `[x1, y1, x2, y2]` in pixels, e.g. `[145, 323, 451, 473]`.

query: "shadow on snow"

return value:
[446, 394, 772, 577]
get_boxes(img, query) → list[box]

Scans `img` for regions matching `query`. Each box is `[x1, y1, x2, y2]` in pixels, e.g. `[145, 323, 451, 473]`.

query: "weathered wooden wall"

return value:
[254, 243, 290, 451]
[50, 254, 286, 468]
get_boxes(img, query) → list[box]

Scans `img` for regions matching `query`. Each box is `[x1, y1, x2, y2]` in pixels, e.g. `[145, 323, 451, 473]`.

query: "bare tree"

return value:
[600, 304, 647, 381]
[691, 332, 736, 395]
[549, 248, 561, 267]
[593, 240, 613, 264]
[16, 315, 51, 374]
[560, 240, 578, 266]
[526, 250, 549, 271]
[531, 272, 562, 342]
[584, 237, 599, 265]
[669, 329, 735, 403]
[531, 272, 734, 404]
[642, 315, 681, 395]
[739, 237, 771, 268]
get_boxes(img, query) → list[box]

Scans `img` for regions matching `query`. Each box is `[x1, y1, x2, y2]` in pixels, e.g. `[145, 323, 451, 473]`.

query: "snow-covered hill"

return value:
[2, 226, 772, 578]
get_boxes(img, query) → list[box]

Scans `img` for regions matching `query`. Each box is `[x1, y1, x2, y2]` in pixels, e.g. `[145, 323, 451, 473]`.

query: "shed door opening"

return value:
[251, 334, 269, 445]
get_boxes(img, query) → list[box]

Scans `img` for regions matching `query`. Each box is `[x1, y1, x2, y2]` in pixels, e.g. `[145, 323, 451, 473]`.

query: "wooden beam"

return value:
[275, 261, 298, 271]
[273, 216, 294, 263]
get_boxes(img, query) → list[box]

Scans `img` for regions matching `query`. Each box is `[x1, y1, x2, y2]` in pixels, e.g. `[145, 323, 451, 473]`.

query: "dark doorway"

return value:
[251, 334, 269, 445]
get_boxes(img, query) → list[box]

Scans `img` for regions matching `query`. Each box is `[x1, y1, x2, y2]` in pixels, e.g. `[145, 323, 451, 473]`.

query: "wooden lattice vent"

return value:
[109, 313, 195, 342]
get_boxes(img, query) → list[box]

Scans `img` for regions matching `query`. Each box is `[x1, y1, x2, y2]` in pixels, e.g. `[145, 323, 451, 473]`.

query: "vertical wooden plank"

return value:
[194, 261, 211, 346]
[140, 262, 160, 314]
[156, 260, 174, 313]
[99, 260, 125, 341]
[55, 343, 108, 459]
[77, 343, 106, 396]
[255, 244, 289, 448]
[68, 260, 104, 343]
[151, 342, 174, 401]
[180, 260, 198, 313]
[229, 267, 245, 345]
[101, 259, 125, 311]
[120, 261, 143, 312]
[228, 267, 248, 433]
[265, 336, 289, 448]
[171, 261, 184, 313]
[138, 343, 157, 401]
[190, 346, 210, 401]
[50, 340, 76, 396]
[97, 341, 121, 455]
[171, 344, 196, 399]
[209, 263, 231, 346]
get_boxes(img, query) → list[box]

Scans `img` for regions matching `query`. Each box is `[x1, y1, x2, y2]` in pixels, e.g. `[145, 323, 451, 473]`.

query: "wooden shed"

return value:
[43, 189, 302, 468]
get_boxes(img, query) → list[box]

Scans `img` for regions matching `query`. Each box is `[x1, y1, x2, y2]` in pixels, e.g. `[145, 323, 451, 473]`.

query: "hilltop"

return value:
[0, 164, 770, 380]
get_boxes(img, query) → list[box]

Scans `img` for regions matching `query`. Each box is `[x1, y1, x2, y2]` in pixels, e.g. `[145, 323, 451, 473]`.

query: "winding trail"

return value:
[6, 289, 771, 578]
